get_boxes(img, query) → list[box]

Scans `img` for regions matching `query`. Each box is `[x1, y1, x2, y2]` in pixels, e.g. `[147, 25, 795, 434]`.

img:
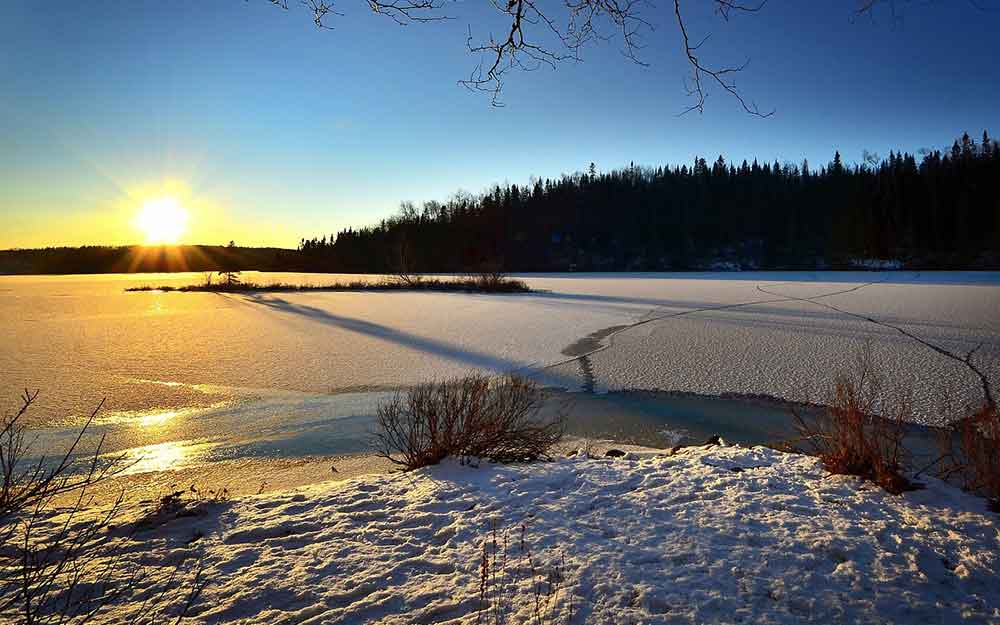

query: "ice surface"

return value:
[539, 274, 1000, 420]
[2, 271, 998, 443]
[44, 444, 1000, 624]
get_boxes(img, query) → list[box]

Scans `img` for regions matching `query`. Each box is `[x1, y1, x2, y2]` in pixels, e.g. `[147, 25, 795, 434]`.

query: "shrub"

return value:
[939, 403, 1000, 511]
[789, 349, 916, 494]
[374, 373, 564, 469]
[466, 261, 528, 293]
[462, 274, 531, 293]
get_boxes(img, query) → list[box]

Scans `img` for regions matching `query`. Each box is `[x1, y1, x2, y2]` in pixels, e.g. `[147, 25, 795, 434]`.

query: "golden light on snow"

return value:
[134, 197, 189, 244]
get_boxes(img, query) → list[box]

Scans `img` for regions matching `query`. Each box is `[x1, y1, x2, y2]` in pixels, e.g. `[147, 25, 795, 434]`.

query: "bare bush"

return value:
[459, 273, 530, 294]
[0, 390, 206, 624]
[939, 403, 1000, 511]
[374, 373, 565, 469]
[477, 521, 569, 625]
[460, 259, 530, 293]
[788, 349, 915, 495]
[472, 259, 508, 292]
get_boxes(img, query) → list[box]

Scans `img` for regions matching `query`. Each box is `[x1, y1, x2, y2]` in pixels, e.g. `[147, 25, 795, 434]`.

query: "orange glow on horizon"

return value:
[0, 176, 304, 250]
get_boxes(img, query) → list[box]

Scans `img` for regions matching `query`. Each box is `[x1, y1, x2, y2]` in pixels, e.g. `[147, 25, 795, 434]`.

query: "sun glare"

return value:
[135, 197, 189, 244]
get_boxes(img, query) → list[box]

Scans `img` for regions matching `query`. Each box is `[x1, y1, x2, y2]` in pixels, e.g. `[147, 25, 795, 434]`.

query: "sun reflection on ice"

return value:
[97, 401, 228, 428]
[138, 410, 180, 427]
[120, 440, 217, 475]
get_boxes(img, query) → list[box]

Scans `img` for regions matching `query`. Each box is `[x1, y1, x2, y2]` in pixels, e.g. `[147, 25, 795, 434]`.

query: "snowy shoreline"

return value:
[86, 443, 998, 624]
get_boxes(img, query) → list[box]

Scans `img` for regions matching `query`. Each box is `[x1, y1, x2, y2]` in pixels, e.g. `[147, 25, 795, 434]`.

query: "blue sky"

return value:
[1, 0, 998, 247]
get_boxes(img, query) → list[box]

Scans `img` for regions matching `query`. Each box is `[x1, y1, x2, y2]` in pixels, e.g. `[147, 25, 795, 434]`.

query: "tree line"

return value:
[0, 244, 297, 275]
[299, 131, 999, 272]
[3, 132, 997, 275]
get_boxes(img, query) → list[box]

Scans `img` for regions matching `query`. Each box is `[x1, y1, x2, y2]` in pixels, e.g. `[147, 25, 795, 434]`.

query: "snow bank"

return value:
[110, 445, 998, 624]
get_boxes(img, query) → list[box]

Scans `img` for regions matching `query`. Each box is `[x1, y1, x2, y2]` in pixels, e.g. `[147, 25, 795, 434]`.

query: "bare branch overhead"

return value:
[854, 0, 989, 24]
[266, 0, 776, 113]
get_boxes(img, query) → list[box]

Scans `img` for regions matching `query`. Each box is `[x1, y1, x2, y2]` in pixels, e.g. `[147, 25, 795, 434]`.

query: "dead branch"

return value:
[1, 392, 207, 624]
[854, 0, 988, 25]
[268, 0, 771, 113]
[674, 0, 772, 117]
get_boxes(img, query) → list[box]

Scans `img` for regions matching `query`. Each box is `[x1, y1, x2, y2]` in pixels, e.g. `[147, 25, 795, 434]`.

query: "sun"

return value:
[134, 197, 189, 244]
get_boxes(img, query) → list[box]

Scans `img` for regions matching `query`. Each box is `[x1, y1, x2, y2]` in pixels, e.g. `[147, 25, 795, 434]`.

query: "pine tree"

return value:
[713, 155, 727, 176]
[289, 131, 999, 273]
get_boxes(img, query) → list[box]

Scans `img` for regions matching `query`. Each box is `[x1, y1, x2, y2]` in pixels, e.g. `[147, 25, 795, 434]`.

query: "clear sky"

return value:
[2, 0, 998, 249]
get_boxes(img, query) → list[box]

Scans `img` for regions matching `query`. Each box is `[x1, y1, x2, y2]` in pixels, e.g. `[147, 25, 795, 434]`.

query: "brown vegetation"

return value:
[938, 403, 1000, 511]
[787, 349, 916, 495]
[374, 373, 565, 469]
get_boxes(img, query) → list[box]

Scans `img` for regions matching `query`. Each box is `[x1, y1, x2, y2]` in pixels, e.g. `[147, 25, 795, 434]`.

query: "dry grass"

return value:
[135, 484, 231, 533]
[787, 349, 916, 495]
[373, 373, 565, 469]
[476, 521, 570, 625]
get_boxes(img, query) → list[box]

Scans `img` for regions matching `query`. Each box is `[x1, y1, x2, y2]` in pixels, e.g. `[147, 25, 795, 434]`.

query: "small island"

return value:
[124, 272, 531, 294]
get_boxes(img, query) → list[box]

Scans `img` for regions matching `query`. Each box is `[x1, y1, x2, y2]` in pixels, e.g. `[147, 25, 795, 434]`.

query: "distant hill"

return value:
[0, 245, 301, 275]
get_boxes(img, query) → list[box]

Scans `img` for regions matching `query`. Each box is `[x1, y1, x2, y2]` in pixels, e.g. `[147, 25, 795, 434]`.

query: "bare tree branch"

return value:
[674, 0, 772, 117]
[1, 392, 207, 624]
[854, 0, 990, 25]
[266, 0, 776, 112]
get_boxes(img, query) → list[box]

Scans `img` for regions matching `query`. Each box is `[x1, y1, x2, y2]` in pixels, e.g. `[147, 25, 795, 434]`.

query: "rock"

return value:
[703, 435, 722, 446]
[605, 449, 626, 458]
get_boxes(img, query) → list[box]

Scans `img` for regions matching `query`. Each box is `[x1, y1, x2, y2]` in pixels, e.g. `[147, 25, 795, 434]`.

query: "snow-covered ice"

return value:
[537, 273, 1000, 420]
[69, 444, 1000, 624]
[2, 271, 998, 459]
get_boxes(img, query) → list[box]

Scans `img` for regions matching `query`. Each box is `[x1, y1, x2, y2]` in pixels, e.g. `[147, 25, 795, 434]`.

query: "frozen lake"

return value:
[2, 271, 998, 474]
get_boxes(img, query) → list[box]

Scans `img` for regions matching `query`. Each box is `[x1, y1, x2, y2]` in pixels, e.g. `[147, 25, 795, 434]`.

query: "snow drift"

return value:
[90, 444, 999, 624]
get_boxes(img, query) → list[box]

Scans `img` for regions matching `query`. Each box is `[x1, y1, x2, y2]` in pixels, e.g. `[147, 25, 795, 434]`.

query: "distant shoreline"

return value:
[4, 244, 1000, 276]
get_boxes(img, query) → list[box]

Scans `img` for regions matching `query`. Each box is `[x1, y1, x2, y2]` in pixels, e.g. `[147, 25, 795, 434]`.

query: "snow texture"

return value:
[88, 445, 999, 624]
